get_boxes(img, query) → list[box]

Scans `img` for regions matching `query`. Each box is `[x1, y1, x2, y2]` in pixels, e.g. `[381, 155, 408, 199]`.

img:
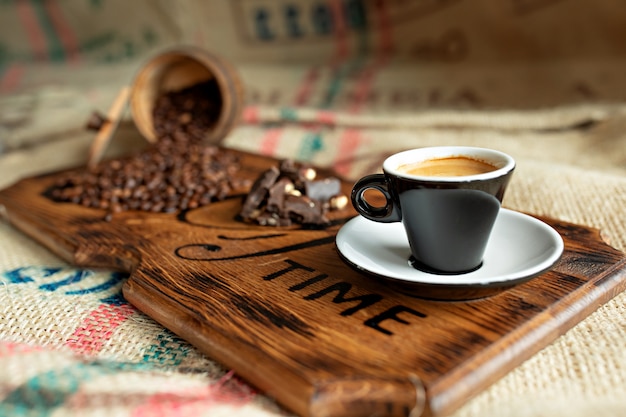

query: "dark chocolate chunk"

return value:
[284, 194, 329, 226]
[240, 166, 280, 219]
[267, 177, 294, 214]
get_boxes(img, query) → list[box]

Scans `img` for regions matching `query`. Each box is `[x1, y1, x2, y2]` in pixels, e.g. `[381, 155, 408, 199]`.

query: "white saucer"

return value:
[335, 209, 564, 300]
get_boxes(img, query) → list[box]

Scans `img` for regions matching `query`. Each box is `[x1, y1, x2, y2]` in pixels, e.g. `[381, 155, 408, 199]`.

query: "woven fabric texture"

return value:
[1, 1, 626, 416]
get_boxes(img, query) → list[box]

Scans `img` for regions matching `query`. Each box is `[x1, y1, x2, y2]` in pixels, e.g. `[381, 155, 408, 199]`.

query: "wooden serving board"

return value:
[1, 150, 625, 417]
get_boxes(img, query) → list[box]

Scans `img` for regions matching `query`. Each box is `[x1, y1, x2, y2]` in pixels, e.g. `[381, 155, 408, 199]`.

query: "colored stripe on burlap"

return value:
[334, 128, 365, 177]
[64, 271, 127, 296]
[318, 0, 352, 109]
[42, 0, 81, 63]
[4, 266, 62, 284]
[242, 105, 260, 124]
[38, 269, 91, 291]
[330, 0, 349, 62]
[259, 127, 283, 156]
[64, 303, 136, 355]
[26, 0, 65, 62]
[316, 109, 336, 126]
[0, 341, 44, 357]
[297, 131, 324, 161]
[0, 363, 118, 416]
[0, 359, 160, 415]
[15, 0, 49, 61]
[130, 371, 255, 417]
[63, 272, 136, 356]
[0, 63, 26, 94]
[293, 67, 320, 107]
[14, 0, 80, 63]
[348, 0, 391, 114]
[141, 331, 191, 366]
[332, 0, 392, 175]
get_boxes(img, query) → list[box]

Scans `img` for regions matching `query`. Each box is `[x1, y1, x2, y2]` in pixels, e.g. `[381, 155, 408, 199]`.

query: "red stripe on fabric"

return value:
[0, 341, 44, 357]
[375, 0, 394, 57]
[65, 304, 135, 355]
[43, 0, 81, 63]
[130, 371, 254, 417]
[242, 105, 260, 124]
[16, 0, 49, 61]
[348, 66, 375, 114]
[293, 67, 320, 106]
[348, 1, 393, 114]
[0, 63, 26, 93]
[334, 128, 363, 177]
[259, 128, 283, 156]
[316, 110, 336, 126]
[329, 0, 349, 66]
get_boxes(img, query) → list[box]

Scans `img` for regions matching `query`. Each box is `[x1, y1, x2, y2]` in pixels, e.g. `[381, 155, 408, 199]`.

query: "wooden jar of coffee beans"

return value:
[52, 47, 248, 220]
[130, 46, 245, 146]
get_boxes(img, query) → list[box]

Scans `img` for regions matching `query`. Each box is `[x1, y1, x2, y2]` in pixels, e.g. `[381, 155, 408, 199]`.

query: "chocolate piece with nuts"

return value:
[240, 166, 280, 219]
[283, 194, 328, 226]
[267, 177, 293, 214]
[239, 159, 347, 228]
[279, 159, 316, 188]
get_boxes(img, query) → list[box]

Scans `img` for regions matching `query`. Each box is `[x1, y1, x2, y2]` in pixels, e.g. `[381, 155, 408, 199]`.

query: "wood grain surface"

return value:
[1, 150, 624, 417]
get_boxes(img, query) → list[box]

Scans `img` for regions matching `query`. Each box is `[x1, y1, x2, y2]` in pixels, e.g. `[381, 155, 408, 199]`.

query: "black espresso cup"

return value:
[351, 146, 516, 274]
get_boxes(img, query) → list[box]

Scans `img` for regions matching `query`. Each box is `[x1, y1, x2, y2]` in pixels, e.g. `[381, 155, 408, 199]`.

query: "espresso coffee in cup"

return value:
[351, 146, 515, 274]
[397, 156, 498, 177]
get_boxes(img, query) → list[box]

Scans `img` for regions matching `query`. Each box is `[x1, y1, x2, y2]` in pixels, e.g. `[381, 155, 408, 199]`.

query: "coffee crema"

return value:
[398, 156, 497, 177]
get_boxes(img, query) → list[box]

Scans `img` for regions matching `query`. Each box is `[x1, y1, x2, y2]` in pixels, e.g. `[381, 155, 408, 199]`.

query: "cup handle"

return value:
[351, 174, 401, 223]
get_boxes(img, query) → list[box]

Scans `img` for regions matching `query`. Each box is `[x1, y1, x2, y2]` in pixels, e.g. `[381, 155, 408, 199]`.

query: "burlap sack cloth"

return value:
[1, 1, 625, 416]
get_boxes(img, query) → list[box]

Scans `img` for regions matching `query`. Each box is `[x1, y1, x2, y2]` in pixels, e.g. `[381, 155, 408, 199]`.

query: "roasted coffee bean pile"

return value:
[152, 80, 221, 142]
[50, 81, 244, 221]
[51, 136, 248, 221]
[240, 159, 348, 228]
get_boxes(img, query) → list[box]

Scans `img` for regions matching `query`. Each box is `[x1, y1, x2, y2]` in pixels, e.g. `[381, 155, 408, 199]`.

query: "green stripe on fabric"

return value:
[319, 65, 347, 109]
[0, 364, 104, 416]
[30, 0, 65, 62]
[349, 0, 369, 57]
[320, 56, 370, 109]
[280, 107, 299, 122]
[142, 330, 191, 367]
[319, 1, 370, 109]
[0, 361, 155, 416]
[0, 43, 9, 67]
[297, 131, 325, 161]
